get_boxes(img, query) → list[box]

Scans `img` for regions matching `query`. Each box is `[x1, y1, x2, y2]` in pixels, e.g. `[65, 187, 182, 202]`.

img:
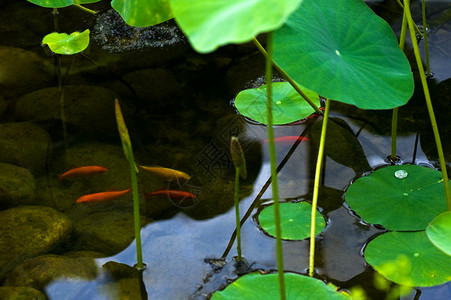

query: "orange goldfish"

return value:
[145, 189, 196, 201]
[138, 165, 191, 181]
[76, 189, 131, 203]
[263, 136, 309, 144]
[58, 166, 108, 182]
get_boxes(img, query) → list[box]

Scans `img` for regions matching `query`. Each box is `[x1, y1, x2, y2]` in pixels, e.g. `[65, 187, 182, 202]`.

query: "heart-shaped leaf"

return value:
[273, 0, 414, 109]
[111, 0, 173, 27]
[170, 0, 303, 53]
[258, 202, 326, 240]
[42, 30, 90, 55]
[234, 82, 320, 125]
[345, 165, 449, 231]
[426, 211, 451, 256]
[365, 231, 451, 287]
[211, 272, 351, 299]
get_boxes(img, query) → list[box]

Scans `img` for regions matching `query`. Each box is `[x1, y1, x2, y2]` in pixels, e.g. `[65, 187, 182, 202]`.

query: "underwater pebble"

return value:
[0, 286, 46, 300]
[0, 163, 36, 209]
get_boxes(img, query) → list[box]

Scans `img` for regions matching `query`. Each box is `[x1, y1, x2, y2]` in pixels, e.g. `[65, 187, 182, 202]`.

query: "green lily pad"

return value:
[234, 82, 320, 125]
[42, 30, 90, 55]
[170, 0, 303, 53]
[258, 202, 326, 240]
[27, 0, 99, 8]
[427, 211, 451, 256]
[273, 0, 414, 109]
[211, 272, 351, 299]
[365, 231, 451, 287]
[111, 0, 172, 27]
[345, 165, 448, 231]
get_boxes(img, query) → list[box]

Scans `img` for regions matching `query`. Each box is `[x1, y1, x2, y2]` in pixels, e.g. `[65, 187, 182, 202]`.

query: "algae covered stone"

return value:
[0, 163, 36, 209]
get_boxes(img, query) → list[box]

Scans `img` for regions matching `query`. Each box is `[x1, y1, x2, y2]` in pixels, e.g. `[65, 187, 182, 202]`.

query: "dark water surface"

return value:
[1, 0, 451, 299]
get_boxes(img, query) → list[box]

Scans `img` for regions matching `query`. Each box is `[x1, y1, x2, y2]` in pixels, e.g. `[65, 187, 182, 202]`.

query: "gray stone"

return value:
[0, 122, 51, 175]
[0, 206, 72, 276]
[3, 254, 98, 290]
[15, 85, 123, 137]
[0, 163, 36, 209]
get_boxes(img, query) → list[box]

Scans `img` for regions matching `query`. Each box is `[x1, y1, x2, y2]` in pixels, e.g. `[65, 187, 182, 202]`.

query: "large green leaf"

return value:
[170, 0, 303, 53]
[234, 82, 320, 125]
[211, 272, 351, 299]
[345, 165, 449, 231]
[427, 211, 451, 256]
[27, 0, 99, 8]
[273, 0, 414, 109]
[258, 202, 325, 240]
[112, 0, 173, 27]
[42, 30, 90, 55]
[365, 231, 451, 287]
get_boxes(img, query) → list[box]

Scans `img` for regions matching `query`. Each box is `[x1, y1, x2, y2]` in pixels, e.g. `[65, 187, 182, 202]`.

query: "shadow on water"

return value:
[0, 1, 451, 299]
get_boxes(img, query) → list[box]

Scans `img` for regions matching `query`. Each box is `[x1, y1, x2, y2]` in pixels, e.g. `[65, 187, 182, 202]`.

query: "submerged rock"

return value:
[0, 286, 46, 300]
[0, 206, 72, 276]
[0, 163, 36, 209]
[15, 85, 123, 138]
[3, 254, 98, 290]
[0, 122, 51, 175]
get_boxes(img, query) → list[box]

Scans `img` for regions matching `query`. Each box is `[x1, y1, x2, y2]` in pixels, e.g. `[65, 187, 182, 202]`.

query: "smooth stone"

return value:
[15, 85, 123, 137]
[0, 163, 36, 209]
[0, 122, 51, 174]
[0, 46, 52, 95]
[0, 206, 72, 276]
[0, 286, 46, 300]
[0, 95, 7, 118]
[3, 254, 97, 291]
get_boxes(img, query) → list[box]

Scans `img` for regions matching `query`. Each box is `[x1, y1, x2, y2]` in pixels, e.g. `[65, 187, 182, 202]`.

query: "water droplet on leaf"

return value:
[394, 169, 408, 179]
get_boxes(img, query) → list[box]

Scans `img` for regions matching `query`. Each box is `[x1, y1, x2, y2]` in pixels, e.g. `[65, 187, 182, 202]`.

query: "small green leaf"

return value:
[235, 82, 320, 125]
[111, 0, 173, 27]
[258, 202, 325, 240]
[27, 0, 73, 8]
[345, 165, 448, 231]
[211, 272, 351, 299]
[273, 0, 414, 109]
[170, 0, 303, 53]
[365, 231, 451, 287]
[42, 30, 90, 55]
[427, 211, 451, 256]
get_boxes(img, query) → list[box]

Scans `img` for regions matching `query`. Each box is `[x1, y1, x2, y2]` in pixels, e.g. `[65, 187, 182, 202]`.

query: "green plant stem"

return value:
[74, 4, 97, 14]
[253, 37, 323, 115]
[422, 0, 431, 76]
[404, 0, 451, 210]
[234, 167, 242, 261]
[309, 98, 330, 277]
[265, 32, 285, 300]
[127, 142, 144, 269]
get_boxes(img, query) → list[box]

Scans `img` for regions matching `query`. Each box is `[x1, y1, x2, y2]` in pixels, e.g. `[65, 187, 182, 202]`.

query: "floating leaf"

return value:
[211, 272, 351, 299]
[273, 0, 414, 109]
[345, 165, 448, 231]
[27, 0, 99, 8]
[365, 231, 451, 287]
[170, 0, 303, 53]
[235, 82, 320, 125]
[111, 0, 172, 27]
[258, 202, 325, 240]
[427, 211, 451, 256]
[42, 30, 90, 55]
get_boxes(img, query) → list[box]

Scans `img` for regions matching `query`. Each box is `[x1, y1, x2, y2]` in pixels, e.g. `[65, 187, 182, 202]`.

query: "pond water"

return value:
[0, 1, 451, 299]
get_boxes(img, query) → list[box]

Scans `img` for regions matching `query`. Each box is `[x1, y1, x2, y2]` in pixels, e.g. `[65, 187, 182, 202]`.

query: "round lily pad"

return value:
[27, 0, 99, 8]
[345, 165, 449, 231]
[258, 202, 326, 240]
[211, 272, 351, 299]
[42, 30, 90, 55]
[364, 231, 451, 287]
[234, 82, 320, 125]
[273, 0, 413, 109]
[426, 211, 451, 256]
[111, 0, 172, 27]
[170, 0, 303, 53]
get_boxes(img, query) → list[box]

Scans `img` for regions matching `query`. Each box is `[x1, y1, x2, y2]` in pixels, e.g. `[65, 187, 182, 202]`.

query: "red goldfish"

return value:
[76, 189, 131, 203]
[263, 136, 309, 144]
[58, 166, 108, 182]
[138, 165, 191, 181]
[145, 189, 196, 201]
